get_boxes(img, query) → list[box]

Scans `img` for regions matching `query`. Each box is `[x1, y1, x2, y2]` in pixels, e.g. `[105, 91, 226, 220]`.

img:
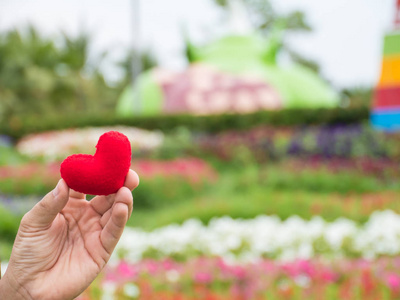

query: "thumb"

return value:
[23, 179, 70, 227]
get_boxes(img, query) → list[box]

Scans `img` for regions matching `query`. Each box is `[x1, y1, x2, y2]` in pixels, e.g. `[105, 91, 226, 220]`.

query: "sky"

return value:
[0, 0, 396, 89]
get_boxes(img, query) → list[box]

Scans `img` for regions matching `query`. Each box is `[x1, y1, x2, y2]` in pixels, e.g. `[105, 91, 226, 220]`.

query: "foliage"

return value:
[0, 145, 29, 166]
[244, 0, 311, 32]
[212, 0, 320, 72]
[286, 125, 386, 158]
[113, 161, 400, 228]
[0, 204, 21, 259]
[214, 0, 228, 6]
[115, 49, 157, 88]
[2, 155, 400, 231]
[133, 177, 202, 210]
[341, 86, 373, 108]
[0, 107, 370, 140]
[213, 0, 310, 32]
[149, 127, 196, 159]
[0, 204, 20, 241]
[0, 26, 157, 126]
[0, 158, 217, 207]
[0, 27, 117, 123]
[131, 191, 400, 232]
[196, 124, 400, 167]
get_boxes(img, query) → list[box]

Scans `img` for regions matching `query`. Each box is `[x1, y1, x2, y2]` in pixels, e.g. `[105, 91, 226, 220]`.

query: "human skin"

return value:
[0, 169, 139, 300]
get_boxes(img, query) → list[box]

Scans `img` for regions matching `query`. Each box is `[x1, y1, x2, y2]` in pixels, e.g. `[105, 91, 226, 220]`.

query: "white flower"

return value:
[166, 270, 180, 283]
[324, 218, 357, 250]
[16, 126, 164, 160]
[295, 275, 311, 288]
[123, 283, 140, 298]
[114, 210, 400, 262]
[101, 282, 116, 300]
[1, 262, 8, 277]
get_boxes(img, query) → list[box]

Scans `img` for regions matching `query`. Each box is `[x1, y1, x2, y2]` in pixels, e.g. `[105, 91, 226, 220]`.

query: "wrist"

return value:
[0, 271, 32, 300]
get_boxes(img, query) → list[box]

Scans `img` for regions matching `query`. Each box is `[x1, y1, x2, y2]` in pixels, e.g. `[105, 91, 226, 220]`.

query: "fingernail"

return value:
[53, 180, 61, 197]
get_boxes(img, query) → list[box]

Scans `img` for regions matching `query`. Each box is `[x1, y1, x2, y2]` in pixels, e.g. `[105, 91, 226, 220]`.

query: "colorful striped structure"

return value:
[371, 30, 400, 131]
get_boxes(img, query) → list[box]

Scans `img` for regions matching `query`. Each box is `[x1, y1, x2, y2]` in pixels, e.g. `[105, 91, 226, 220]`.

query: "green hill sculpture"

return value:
[117, 32, 339, 116]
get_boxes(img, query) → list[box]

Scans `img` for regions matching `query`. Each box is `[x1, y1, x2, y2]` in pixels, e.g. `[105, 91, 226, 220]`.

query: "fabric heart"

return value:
[60, 131, 132, 195]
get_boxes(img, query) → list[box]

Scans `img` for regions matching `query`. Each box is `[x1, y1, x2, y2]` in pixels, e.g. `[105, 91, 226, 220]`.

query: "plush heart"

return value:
[60, 131, 132, 195]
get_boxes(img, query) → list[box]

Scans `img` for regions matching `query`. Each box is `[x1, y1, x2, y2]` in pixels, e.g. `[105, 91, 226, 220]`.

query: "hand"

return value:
[0, 170, 139, 300]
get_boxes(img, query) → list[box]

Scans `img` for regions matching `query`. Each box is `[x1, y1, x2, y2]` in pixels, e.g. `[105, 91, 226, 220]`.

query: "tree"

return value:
[212, 0, 320, 72]
[116, 49, 157, 88]
[0, 26, 119, 124]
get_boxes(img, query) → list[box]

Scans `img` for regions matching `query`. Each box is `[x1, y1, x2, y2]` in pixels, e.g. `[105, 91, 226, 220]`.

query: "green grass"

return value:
[0, 177, 53, 196]
[0, 204, 21, 260]
[126, 162, 400, 229]
[0, 145, 28, 166]
[258, 167, 387, 194]
[0, 241, 13, 261]
[213, 162, 400, 194]
[2, 159, 400, 236]
[128, 187, 400, 230]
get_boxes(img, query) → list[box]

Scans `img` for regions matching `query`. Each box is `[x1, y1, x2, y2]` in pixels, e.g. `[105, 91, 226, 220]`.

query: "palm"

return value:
[6, 171, 138, 300]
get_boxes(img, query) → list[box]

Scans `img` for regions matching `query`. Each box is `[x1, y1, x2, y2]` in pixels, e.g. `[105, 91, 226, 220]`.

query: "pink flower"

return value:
[320, 270, 337, 283]
[104, 272, 118, 282]
[162, 258, 176, 271]
[133, 158, 218, 183]
[387, 273, 400, 291]
[145, 260, 160, 275]
[230, 266, 246, 280]
[117, 261, 137, 279]
[282, 259, 315, 278]
[194, 272, 213, 284]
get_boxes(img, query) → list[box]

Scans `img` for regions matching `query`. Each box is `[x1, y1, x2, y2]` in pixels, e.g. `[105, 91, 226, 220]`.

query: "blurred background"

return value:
[1, 0, 400, 299]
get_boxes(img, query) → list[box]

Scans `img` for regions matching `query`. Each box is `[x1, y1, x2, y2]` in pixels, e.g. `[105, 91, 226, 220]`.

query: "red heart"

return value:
[60, 131, 132, 195]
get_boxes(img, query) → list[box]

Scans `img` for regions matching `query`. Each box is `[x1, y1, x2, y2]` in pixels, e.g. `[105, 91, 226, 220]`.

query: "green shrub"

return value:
[0, 173, 209, 210]
[1, 107, 369, 140]
[0, 177, 52, 196]
[0, 205, 21, 259]
[133, 176, 206, 210]
[259, 167, 387, 194]
[0, 205, 20, 241]
[0, 146, 29, 166]
[0, 27, 121, 126]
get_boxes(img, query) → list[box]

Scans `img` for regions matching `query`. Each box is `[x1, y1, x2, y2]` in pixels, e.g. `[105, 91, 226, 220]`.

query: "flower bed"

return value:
[114, 211, 400, 263]
[0, 135, 12, 147]
[134, 158, 217, 184]
[16, 127, 164, 161]
[79, 257, 400, 300]
[0, 158, 217, 196]
[280, 157, 400, 179]
[196, 124, 400, 163]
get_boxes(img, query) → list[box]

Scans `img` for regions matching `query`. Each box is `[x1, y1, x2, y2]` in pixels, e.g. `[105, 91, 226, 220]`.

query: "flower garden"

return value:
[1, 2, 400, 296]
[2, 120, 400, 299]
